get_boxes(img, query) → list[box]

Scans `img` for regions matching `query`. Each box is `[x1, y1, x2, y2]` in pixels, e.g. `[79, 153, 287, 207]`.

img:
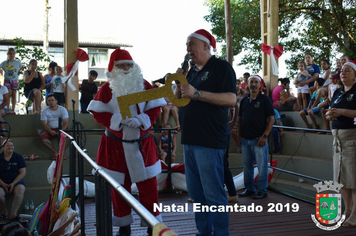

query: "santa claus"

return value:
[87, 48, 166, 236]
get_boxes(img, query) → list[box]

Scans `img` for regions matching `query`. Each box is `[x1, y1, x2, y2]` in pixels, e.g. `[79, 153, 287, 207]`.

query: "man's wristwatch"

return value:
[194, 90, 201, 100]
[262, 134, 268, 138]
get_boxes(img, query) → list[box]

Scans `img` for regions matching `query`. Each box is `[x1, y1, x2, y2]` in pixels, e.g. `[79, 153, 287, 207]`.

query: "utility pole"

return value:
[44, 0, 50, 54]
[224, 0, 233, 65]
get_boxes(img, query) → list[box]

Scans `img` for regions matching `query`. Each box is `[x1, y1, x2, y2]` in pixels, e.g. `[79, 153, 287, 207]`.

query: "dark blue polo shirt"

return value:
[179, 56, 237, 149]
[0, 152, 26, 185]
[239, 93, 274, 140]
[330, 83, 356, 129]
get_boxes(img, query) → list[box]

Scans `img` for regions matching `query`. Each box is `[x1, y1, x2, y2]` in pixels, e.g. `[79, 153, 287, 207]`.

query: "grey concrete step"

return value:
[6, 112, 104, 137]
[271, 154, 332, 181]
[278, 131, 333, 159]
[269, 178, 317, 203]
[280, 111, 330, 131]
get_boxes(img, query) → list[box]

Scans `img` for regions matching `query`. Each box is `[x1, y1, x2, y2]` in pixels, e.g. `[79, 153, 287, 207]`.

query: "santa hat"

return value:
[108, 48, 134, 72]
[188, 29, 217, 52]
[248, 75, 264, 92]
[248, 75, 262, 82]
[344, 61, 356, 72]
[2, 139, 9, 146]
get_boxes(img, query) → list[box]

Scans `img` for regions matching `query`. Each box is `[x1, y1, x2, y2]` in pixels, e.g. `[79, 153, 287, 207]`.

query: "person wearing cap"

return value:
[88, 48, 165, 236]
[176, 29, 236, 236]
[79, 70, 98, 113]
[236, 75, 274, 199]
[326, 60, 356, 227]
[0, 139, 26, 221]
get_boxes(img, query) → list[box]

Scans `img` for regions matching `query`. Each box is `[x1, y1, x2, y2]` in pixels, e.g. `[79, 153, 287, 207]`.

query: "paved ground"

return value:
[81, 191, 356, 236]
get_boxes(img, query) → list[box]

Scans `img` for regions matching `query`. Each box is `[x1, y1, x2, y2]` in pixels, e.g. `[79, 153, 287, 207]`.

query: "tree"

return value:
[13, 37, 52, 96]
[204, 0, 356, 74]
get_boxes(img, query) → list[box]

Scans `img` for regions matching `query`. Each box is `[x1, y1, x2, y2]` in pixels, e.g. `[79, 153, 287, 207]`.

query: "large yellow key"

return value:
[116, 73, 190, 118]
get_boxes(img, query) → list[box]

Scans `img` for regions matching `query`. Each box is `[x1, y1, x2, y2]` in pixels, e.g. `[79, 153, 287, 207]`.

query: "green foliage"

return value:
[205, 0, 356, 75]
[13, 37, 52, 96]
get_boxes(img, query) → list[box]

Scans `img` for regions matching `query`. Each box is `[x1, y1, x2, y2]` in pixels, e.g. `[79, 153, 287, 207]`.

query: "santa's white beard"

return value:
[107, 64, 145, 97]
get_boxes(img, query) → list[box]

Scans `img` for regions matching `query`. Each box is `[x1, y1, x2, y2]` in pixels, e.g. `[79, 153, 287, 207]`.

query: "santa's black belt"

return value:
[105, 128, 149, 149]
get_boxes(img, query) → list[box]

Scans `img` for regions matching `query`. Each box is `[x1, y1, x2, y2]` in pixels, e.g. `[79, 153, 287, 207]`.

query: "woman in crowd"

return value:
[230, 78, 246, 147]
[44, 61, 58, 97]
[326, 60, 356, 227]
[272, 78, 298, 111]
[295, 53, 320, 96]
[320, 59, 332, 87]
[0, 139, 26, 221]
[0, 48, 24, 115]
[23, 59, 46, 114]
[330, 55, 350, 82]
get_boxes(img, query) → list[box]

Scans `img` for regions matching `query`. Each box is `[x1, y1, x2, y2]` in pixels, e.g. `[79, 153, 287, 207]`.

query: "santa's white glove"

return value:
[121, 118, 141, 128]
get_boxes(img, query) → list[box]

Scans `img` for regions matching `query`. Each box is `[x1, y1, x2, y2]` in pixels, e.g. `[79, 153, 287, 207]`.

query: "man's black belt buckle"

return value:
[105, 128, 149, 149]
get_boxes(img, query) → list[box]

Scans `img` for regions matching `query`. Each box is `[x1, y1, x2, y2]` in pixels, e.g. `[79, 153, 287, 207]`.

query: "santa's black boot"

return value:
[116, 225, 131, 236]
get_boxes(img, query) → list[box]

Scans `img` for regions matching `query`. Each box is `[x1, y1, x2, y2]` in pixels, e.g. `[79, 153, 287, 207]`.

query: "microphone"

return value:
[181, 54, 191, 73]
[71, 99, 76, 104]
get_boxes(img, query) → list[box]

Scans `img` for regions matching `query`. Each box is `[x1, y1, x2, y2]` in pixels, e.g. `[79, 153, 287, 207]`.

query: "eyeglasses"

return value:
[7, 163, 11, 170]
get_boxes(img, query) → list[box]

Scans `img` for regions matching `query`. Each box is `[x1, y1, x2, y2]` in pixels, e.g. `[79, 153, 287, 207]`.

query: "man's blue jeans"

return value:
[241, 138, 269, 193]
[184, 145, 229, 236]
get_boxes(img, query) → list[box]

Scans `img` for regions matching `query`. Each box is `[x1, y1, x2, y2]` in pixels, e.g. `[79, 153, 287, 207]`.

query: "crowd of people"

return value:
[0, 49, 94, 235]
[0, 49, 99, 116]
[0, 33, 355, 235]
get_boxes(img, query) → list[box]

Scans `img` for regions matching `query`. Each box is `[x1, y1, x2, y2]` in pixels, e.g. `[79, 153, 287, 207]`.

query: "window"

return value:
[88, 49, 108, 68]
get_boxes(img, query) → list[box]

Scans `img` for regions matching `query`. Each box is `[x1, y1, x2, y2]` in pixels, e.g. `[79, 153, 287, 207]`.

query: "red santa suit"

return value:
[88, 79, 166, 227]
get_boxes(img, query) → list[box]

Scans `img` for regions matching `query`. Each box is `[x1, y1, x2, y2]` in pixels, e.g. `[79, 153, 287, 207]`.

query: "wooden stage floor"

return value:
[83, 191, 355, 236]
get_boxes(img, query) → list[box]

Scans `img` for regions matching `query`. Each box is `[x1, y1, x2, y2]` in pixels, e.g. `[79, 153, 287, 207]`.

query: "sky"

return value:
[1, 0, 288, 82]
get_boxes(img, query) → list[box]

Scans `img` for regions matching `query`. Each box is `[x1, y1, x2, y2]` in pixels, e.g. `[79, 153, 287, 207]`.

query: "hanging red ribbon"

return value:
[261, 43, 283, 59]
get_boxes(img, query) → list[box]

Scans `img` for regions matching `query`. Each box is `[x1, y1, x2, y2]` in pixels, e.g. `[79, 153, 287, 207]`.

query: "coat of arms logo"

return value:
[311, 180, 345, 230]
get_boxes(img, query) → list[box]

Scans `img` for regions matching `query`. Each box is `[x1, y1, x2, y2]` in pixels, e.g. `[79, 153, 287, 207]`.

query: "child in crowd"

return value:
[51, 66, 65, 106]
[272, 109, 284, 153]
[299, 78, 325, 130]
[158, 123, 176, 164]
[295, 61, 310, 110]
[241, 72, 250, 92]
[79, 70, 98, 113]
[318, 76, 341, 134]
[0, 48, 24, 114]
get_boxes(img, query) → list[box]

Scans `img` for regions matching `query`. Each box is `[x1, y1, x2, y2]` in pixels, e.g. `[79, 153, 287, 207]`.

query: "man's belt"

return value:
[105, 128, 150, 149]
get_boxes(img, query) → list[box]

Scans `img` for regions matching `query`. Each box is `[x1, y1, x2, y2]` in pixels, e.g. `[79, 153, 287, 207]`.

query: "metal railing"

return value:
[60, 130, 176, 236]
[267, 125, 332, 203]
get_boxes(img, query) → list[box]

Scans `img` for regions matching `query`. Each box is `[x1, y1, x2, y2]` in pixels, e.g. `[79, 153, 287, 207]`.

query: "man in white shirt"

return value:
[39, 94, 69, 159]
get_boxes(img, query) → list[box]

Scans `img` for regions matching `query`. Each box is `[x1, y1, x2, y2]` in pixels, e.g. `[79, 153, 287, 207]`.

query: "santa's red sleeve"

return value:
[87, 82, 117, 129]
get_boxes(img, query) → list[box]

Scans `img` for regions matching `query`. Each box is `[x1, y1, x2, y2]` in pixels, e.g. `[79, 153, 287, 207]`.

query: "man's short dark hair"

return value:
[89, 70, 98, 77]
[47, 93, 57, 101]
[243, 72, 250, 77]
